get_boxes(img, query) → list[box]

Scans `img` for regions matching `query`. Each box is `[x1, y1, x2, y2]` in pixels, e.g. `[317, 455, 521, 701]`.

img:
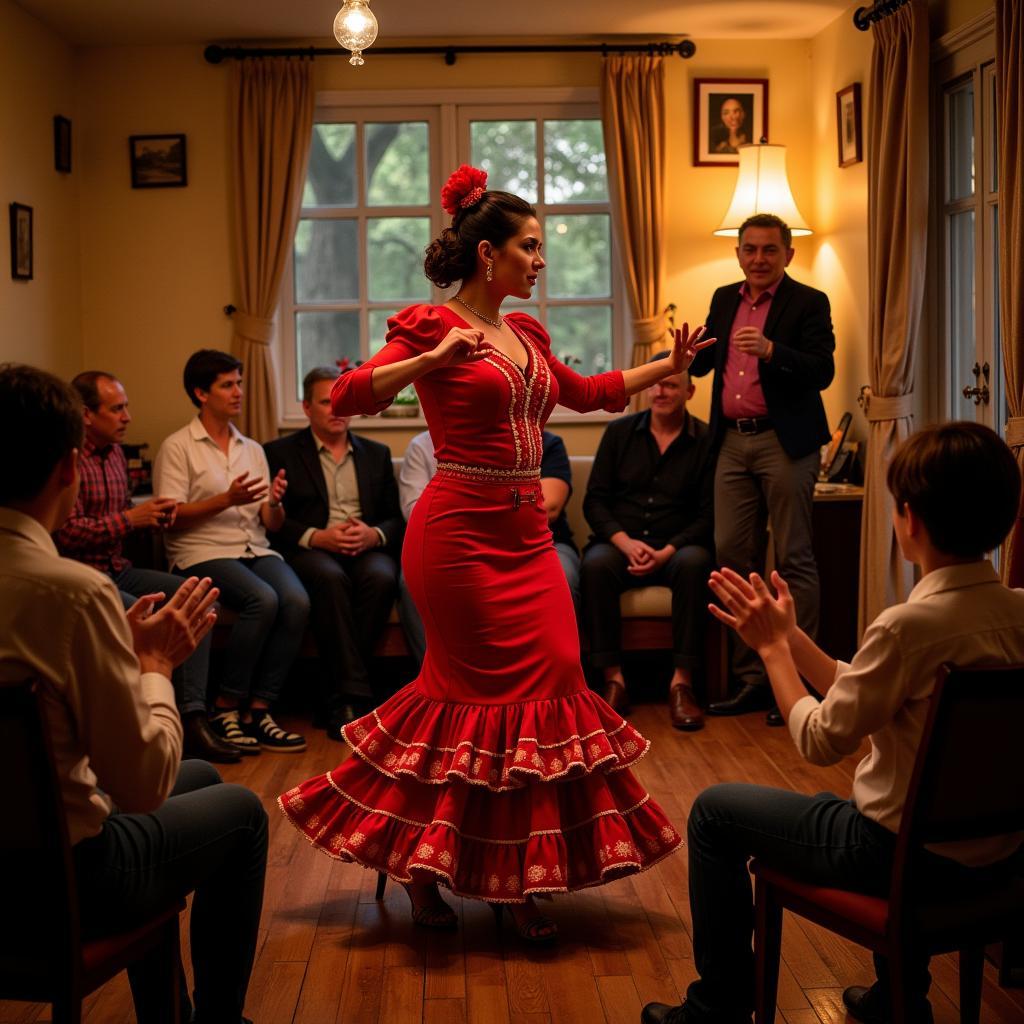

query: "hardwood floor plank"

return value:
[425, 997, 468, 1024]
[595, 974, 645, 1024]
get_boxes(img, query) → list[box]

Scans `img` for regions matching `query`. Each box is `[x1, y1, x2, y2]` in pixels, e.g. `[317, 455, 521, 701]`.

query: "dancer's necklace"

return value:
[454, 294, 503, 328]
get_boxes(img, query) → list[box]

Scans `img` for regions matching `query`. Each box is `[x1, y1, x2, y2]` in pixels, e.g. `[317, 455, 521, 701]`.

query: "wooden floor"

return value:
[5, 702, 1024, 1024]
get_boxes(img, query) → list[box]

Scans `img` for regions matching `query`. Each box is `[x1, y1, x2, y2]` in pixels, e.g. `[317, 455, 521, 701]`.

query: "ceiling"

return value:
[16, 0, 853, 47]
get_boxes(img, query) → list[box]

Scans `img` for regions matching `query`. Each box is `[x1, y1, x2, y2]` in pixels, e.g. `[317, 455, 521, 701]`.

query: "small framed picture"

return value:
[9, 203, 33, 281]
[836, 84, 863, 168]
[129, 133, 188, 189]
[693, 78, 769, 167]
[54, 115, 72, 173]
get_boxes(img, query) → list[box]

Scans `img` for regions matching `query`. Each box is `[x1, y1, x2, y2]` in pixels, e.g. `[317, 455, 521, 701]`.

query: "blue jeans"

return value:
[74, 760, 268, 1024]
[184, 555, 309, 706]
[684, 783, 1012, 1022]
[115, 565, 212, 715]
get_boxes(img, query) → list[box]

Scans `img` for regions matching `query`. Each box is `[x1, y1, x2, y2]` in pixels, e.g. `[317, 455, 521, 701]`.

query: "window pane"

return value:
[947, 84, 975, 202]
[471, 120, 537, 202]
[544, 119, 608, 203]
[545, 214, 610, 298]
[366, 122, 430, 206]
[296, 312, 361, 400]
[368, 308, 393, 355]
[546, 305, 612, 376]
[948, 209, 976, 416]
[988, 71, 998, 193]
[367, 217, 432, 302]
[303, 124, 357, 207]
[294, 219, 359, 303]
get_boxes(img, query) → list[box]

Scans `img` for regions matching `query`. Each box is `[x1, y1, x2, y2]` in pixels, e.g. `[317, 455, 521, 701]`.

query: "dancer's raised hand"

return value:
[427, 327, 491, 369]
[668, 323, 717, 373]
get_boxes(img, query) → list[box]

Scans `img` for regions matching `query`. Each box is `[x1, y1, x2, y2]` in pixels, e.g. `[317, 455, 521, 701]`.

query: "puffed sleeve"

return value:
[507, 313, 627, 414]
[332, 304, 446, 417]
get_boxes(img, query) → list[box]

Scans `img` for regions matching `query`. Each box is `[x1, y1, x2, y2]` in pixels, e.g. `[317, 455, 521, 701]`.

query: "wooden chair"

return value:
[0, 678, 182, 1024]
[750, 662, 1024, 1024]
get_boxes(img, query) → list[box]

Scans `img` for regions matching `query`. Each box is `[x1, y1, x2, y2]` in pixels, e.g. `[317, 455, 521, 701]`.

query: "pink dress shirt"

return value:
[720, 281, 776, 419]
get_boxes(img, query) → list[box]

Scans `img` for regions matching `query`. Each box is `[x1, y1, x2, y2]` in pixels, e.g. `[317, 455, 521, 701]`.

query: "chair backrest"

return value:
[891, 662, 1024, 896]
[0, 678, 78, 989]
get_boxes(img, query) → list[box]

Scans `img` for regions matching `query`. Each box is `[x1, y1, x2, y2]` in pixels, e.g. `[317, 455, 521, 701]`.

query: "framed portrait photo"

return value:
[9, 203, 33, 281]
[129, 133, 187, 189]
[54, 115, 72, 173]
[836, 83, 863, 168]
[693, 78, 768, 167]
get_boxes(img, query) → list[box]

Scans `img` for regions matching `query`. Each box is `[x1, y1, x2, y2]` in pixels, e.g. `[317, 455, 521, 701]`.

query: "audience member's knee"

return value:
[222, 783, 270, 840]
[178, 758, 223, 791]
[244, 581, 279, 620]
[687, 782, 742, 840]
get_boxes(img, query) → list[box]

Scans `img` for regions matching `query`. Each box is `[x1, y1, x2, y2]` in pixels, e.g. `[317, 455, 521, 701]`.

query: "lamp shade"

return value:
[714, 143, 811, 237]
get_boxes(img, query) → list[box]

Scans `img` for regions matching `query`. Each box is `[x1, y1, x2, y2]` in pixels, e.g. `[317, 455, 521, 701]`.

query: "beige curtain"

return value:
[996, 0, 1024, 585]
[858, 0, 929, 634]
[601, 55, 667, 411]
[230, 59, 314, 441]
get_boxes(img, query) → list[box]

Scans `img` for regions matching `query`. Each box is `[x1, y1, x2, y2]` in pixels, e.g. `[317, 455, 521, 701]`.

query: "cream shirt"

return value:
[154, 417, 280, 570]
[0, 509, 182, 846]
[789, 561, 1024, 866]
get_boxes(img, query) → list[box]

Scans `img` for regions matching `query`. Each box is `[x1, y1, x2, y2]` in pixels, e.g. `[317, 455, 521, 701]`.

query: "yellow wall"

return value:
[0, 0, 81, 374]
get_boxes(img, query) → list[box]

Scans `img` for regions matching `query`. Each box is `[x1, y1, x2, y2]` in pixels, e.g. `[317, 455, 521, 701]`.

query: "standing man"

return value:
[56, 370, 239, 764]
[581, 354, 714, 729]
[265, 367, 404, 739]
[0, 363, 267, 1024]
[690, 213, 835, 725]
[155, 349, 309, 754]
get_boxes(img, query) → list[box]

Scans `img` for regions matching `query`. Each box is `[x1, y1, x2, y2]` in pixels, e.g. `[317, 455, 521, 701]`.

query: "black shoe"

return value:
[707, 683, 774, 716]
[245, 711, 307, 753]
[326, 704, 359, 741]
[765, 706, 784, 727]
[208, 708, 260, 755]
[842, 984, 934, 1024]
[183, 711, 241, 764]
[641, 1003, 691, 1024]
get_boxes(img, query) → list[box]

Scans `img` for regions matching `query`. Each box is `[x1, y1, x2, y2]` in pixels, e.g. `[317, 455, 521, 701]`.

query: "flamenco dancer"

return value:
[279, 165, 715, 943]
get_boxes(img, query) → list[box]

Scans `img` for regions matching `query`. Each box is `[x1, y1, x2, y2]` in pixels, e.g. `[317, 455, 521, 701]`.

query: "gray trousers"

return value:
[714, 428, 820, 689]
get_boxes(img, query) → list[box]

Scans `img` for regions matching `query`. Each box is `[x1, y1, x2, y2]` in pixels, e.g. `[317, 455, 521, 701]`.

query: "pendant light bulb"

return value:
[333, 0, 378, 67]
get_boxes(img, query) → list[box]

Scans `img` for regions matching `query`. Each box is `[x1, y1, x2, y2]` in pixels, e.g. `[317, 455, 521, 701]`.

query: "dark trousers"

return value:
[714, 429, 820, 689]
[74, 760, 268, 1024]
[684, 783, 1007, 1023]
[114, 565, 212, 715]
[185, 555, 310, 705]
[289, 547, 398, 708]
[580, 541, 713, 671]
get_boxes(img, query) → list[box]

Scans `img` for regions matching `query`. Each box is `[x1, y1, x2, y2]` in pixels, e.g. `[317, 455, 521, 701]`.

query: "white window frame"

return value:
[277, 87, 628, 427]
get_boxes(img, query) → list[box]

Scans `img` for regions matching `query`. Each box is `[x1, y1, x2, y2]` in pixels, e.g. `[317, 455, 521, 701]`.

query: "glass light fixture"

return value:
[714, 143, 811, 237]
[333, 0, 378, 67]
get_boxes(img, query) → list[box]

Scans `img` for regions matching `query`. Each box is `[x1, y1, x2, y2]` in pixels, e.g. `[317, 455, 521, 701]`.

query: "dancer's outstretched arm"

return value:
[369, 327, 489, 402]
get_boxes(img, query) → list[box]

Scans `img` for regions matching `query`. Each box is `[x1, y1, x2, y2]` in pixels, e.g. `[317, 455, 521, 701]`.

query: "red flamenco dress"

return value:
[279, 304, 683, 902]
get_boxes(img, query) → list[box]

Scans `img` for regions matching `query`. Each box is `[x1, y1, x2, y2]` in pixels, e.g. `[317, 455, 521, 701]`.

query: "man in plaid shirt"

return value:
[56, 370, 240, 763]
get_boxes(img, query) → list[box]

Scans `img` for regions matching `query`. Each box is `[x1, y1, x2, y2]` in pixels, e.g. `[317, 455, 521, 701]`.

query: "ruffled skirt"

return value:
[278, 472, 683, 901]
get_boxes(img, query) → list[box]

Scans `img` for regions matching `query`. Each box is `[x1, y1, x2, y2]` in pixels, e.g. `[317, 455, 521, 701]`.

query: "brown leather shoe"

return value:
[602, 679, 630, 715]
[183, 711, 242, 764]
[669, 684, 704, 731]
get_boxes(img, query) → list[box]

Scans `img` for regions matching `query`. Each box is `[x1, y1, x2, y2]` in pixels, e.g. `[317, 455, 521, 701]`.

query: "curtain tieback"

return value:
[232, 311, 274, 345]
[865, 392, 913, 422]
[632, 314, 666, 348]
[1006, 417, 1024, 449]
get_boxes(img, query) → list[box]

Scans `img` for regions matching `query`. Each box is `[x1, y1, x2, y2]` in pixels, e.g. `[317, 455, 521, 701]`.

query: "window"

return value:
[279, 91, 622, 421]
[936, 50, 1003, 432]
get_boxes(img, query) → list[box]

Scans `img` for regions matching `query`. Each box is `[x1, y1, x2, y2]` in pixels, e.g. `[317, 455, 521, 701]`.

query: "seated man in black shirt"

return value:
[582, 354, 715, 729]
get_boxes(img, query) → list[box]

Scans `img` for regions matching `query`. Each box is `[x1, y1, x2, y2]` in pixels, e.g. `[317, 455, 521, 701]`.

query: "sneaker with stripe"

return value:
[247, 711, 306, 753]
[208, 709, 260, 755]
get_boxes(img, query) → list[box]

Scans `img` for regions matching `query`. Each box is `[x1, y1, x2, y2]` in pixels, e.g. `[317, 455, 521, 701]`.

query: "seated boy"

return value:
[643, 422, 1024, 1024]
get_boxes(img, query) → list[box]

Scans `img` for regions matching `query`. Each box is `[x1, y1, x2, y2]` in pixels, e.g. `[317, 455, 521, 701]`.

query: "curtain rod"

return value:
[852, 0, 910, 31]
[203, 39, 696, 65]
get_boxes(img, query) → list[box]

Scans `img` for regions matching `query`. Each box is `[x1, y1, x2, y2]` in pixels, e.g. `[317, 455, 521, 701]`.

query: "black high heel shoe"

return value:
[376, 871, 458, 931]
[490, 901, 558, 945]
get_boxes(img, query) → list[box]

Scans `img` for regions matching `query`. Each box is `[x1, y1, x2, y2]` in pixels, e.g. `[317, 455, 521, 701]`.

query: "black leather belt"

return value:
[723, 416, 774, 435]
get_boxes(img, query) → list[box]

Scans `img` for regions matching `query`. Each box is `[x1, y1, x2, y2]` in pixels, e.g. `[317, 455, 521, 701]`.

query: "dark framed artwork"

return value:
[129, 133, 188, 188]
[54, 115, 72, 173]
[9, 203, 33, 281]
[836, 83, 863, 168]
[693, 78, 769, 167]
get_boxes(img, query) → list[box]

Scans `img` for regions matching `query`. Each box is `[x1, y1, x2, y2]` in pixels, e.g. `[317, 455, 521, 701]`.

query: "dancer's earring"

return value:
[486, 262, 494, 283]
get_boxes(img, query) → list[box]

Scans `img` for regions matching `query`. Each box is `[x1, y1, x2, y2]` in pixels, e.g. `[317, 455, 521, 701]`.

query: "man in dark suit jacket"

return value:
[689, 213, 835, 724]
[265, 367, 404, 739]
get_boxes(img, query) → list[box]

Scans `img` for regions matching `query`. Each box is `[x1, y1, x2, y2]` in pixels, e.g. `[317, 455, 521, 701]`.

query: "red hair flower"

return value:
[441, 164, 488, 216]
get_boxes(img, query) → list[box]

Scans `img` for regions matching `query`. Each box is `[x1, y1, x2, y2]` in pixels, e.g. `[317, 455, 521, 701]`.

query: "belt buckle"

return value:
[736, 417, 757, 434]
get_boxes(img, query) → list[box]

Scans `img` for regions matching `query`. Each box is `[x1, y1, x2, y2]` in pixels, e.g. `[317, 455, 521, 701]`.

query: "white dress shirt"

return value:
[398, 430, 437, 521]
[0, 509, 181, 846]
[154, 417, 280, 570]
[789, 560, 1024, 866]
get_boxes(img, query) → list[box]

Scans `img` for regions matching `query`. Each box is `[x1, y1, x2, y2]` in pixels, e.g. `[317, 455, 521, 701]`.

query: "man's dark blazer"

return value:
[689, 272, 835, 460]
[264, 427, 404, 559]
